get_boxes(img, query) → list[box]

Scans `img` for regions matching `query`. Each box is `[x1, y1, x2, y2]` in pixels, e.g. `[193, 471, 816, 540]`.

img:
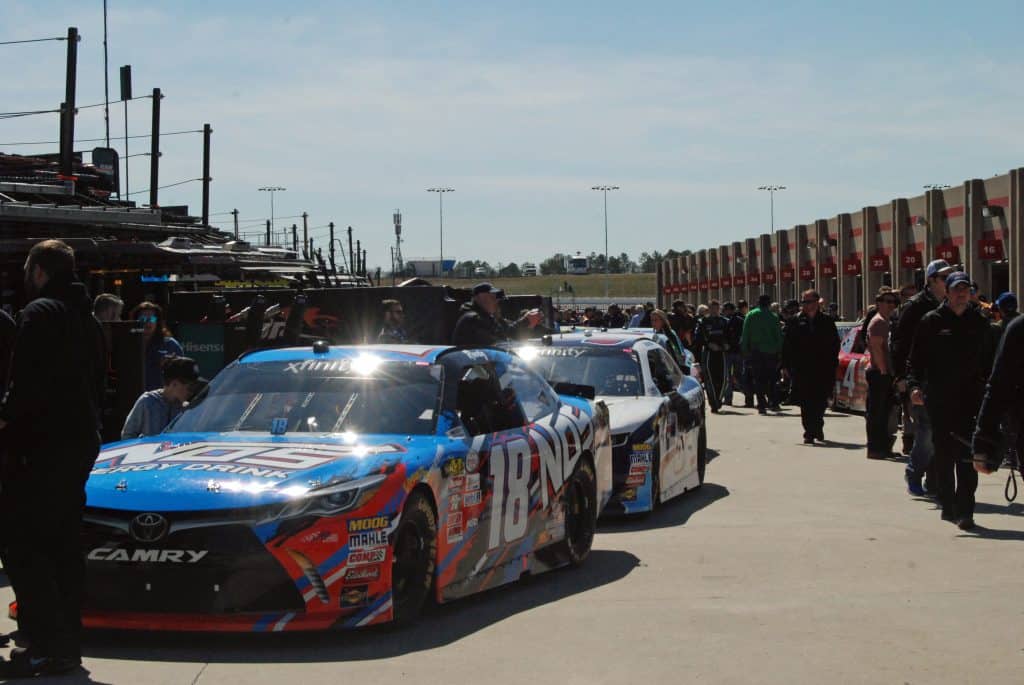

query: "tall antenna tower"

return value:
[393, 210, 404, 275]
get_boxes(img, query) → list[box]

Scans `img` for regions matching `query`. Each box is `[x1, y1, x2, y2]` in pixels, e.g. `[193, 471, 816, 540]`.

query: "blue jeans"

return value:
[906, 404, 933, 477]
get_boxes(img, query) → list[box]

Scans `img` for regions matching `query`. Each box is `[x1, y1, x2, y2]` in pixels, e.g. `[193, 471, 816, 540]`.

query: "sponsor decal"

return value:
[93, 442, 404, 479]
[465, 473, 480, 491]
[449, 475, 465, 490]
[534, 347, 586, 358]
[340, 585, 369, 608]
[630, 450, 653, 462]
[301, 530, 340, 544]
[448, 511, 463, 526]
[348, 530, 388, 549]
[625, 475, 646, 487]
[621, 488, 637, 501]
[443, 458, 465, 477]
[628, 464, 648, 476]
[447, 523, 463, 543]
[465, 452, 479, 473]
[348, 548, 387, 566]
[348, 516, 390, 533]
[88, 548, 208, 564]
[464, 490, 482, 507]
[285, 359, 353, 375]
[466, 517, 479, 530]
[345, 565, 381, 582]
[449, 494, 462, 511]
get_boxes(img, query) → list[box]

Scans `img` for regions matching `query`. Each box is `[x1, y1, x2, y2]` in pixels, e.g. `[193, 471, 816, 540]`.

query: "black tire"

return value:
[390, 490, 437, 626]
[696, 423, 707, 487]
[563, 459, 597, 566]
[650, 451, 661, 510]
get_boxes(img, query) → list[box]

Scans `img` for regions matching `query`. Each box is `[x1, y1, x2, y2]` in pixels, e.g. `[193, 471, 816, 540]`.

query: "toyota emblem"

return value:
[130, 513, 169, 542]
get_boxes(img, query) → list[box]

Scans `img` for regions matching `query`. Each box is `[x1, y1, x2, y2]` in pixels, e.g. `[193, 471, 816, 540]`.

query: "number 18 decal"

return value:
[488, 439, 531, 550]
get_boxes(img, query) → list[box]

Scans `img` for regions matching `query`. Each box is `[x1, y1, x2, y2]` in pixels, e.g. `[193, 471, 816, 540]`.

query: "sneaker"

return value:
[905, 472, 926, 496]
[957, 517, 976, 531]
[757, 407, 767, 415]
[940, 509, 956, 523]
[803, 436, 815, 444]
[814, 431, 825, 442]
[0, 652, 79, 678]
[866, 451, 886, 460]
[769, 404, 782, 412]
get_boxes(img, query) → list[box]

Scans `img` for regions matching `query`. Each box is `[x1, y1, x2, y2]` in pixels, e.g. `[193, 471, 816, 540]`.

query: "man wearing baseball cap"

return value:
[452, 283, 543, 346]
[907, 271, 994, 530]
[891, 258, 954, 495]
[121, 356, 206, 439]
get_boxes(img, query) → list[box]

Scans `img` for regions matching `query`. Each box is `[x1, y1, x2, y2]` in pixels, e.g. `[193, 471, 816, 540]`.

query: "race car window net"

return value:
[522, 348, 642, 397]
[167, 361, 442, 435]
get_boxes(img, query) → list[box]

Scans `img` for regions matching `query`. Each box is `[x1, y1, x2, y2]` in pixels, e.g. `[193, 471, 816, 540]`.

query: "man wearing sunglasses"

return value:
[865, 288, 900, 460]
[781, 289, 840, 443]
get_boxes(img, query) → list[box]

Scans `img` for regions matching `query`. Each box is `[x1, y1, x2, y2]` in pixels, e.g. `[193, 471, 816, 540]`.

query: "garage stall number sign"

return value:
[869, 255, 888, 272]
[900, 251, 922, 268]
[934, 245, 960, 263]
[978, 239, 1004, 260]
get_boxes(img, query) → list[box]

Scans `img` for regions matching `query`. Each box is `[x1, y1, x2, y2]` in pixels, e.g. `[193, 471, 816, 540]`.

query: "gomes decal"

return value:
[88, 548, 208, 563]
[93, 442, 405, 477]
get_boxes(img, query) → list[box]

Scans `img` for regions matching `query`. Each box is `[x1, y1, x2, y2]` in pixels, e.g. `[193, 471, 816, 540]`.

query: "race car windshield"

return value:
[167, 361, 441, 435]
[524, 348, 642, 396]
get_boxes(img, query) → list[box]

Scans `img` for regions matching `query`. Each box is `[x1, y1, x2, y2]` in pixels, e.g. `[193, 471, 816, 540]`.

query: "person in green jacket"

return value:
[741, 294, 784, 414]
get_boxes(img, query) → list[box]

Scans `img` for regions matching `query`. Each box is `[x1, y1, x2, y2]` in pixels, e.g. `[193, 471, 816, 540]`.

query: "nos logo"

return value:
[485, 407, 593, 550]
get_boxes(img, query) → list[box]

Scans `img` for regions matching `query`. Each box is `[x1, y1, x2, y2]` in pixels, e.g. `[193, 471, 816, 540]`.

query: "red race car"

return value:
[832, 323, 869, 413]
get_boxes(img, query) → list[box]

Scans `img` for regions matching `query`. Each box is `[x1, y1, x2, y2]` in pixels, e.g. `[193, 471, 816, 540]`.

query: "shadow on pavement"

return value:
[598, 483, 730, 534]
[957, 525, 1024, 541]
[974, 501, 1024, 517]
[706, 448, 721, 463]
[79, 549, 640, 665]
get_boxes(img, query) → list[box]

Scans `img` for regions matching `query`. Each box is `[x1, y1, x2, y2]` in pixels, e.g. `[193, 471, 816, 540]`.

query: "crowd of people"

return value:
[0, 241, 1020, 676]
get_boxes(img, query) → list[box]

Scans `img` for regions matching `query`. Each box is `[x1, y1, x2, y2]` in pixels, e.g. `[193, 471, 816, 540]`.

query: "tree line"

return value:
[452, 250, 676, 277]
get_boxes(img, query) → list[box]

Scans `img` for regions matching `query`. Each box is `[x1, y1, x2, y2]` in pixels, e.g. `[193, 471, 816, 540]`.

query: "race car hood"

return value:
[599, 396, 663, 435]
[86, 433, 433, 512]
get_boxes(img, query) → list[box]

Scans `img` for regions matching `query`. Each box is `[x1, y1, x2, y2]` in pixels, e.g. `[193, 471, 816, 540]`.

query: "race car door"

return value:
[442, 357, 562, 598]
[645, 346, 697, 498]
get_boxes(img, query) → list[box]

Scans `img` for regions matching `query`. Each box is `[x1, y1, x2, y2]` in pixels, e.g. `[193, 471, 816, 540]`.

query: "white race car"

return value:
[518, 330, 707, 515]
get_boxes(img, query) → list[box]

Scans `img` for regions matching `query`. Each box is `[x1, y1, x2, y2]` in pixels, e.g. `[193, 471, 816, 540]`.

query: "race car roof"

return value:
[528, 330, 651, 350]
[240, 344, 453, 364]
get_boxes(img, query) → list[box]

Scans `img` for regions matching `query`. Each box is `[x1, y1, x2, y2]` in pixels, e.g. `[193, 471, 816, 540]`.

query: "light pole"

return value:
[258, 186, 286, 237]
[427, 187, 454, 277]
[591, 185, 619, 298]
[758, 184, 786, 300]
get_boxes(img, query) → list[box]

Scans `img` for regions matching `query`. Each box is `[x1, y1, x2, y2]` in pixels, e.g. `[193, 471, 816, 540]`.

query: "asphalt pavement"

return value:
[2, 405, 1022, 684]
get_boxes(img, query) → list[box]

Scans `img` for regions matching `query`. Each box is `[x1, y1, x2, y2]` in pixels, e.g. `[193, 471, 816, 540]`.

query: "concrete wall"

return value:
[658, 166, 1024, 320]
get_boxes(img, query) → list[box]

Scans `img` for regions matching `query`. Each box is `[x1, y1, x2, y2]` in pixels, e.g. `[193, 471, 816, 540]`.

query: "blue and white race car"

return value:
[517, 331, 707, 515]
[79, 344, 612, 632]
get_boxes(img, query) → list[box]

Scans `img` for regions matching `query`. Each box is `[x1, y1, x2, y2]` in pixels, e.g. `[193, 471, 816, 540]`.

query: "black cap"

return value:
[757, 294, 772, 307]
[473, 282, 499, 296]
[785, 299, 800, 309]
[162, 356, 205, 384]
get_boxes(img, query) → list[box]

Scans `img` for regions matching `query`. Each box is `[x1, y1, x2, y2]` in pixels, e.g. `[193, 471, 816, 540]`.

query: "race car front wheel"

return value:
[391, 490, 437, 626]
[564, 460, 597, 566]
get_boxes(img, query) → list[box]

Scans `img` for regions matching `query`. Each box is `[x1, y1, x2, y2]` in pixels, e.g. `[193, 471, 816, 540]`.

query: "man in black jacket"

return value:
[452, 283, 542, 346]
[973, 313, 1023, 474]
[781, 289, 840, 444]
[696, 300, 729, 412]
[907, 271, 993, 530]
[0, 240, 105, 677]
[892, 259, 952, 494]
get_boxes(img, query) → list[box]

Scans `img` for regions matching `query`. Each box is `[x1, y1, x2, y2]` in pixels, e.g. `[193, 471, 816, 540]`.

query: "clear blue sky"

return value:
[4, 1, 1023, 271]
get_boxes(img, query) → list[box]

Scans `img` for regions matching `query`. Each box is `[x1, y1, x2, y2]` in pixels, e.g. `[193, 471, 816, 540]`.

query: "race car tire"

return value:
[696, 424, 707, 487]
[391, 489, 437, 626]
[563, 459, 597, 567]
[650, 451, 662, 510]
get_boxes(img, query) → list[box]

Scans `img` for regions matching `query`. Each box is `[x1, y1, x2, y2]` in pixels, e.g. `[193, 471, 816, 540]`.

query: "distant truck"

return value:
[565, 252, 589, 275]
[522, 262, 538, 277]
[473, 266, 488, 277]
